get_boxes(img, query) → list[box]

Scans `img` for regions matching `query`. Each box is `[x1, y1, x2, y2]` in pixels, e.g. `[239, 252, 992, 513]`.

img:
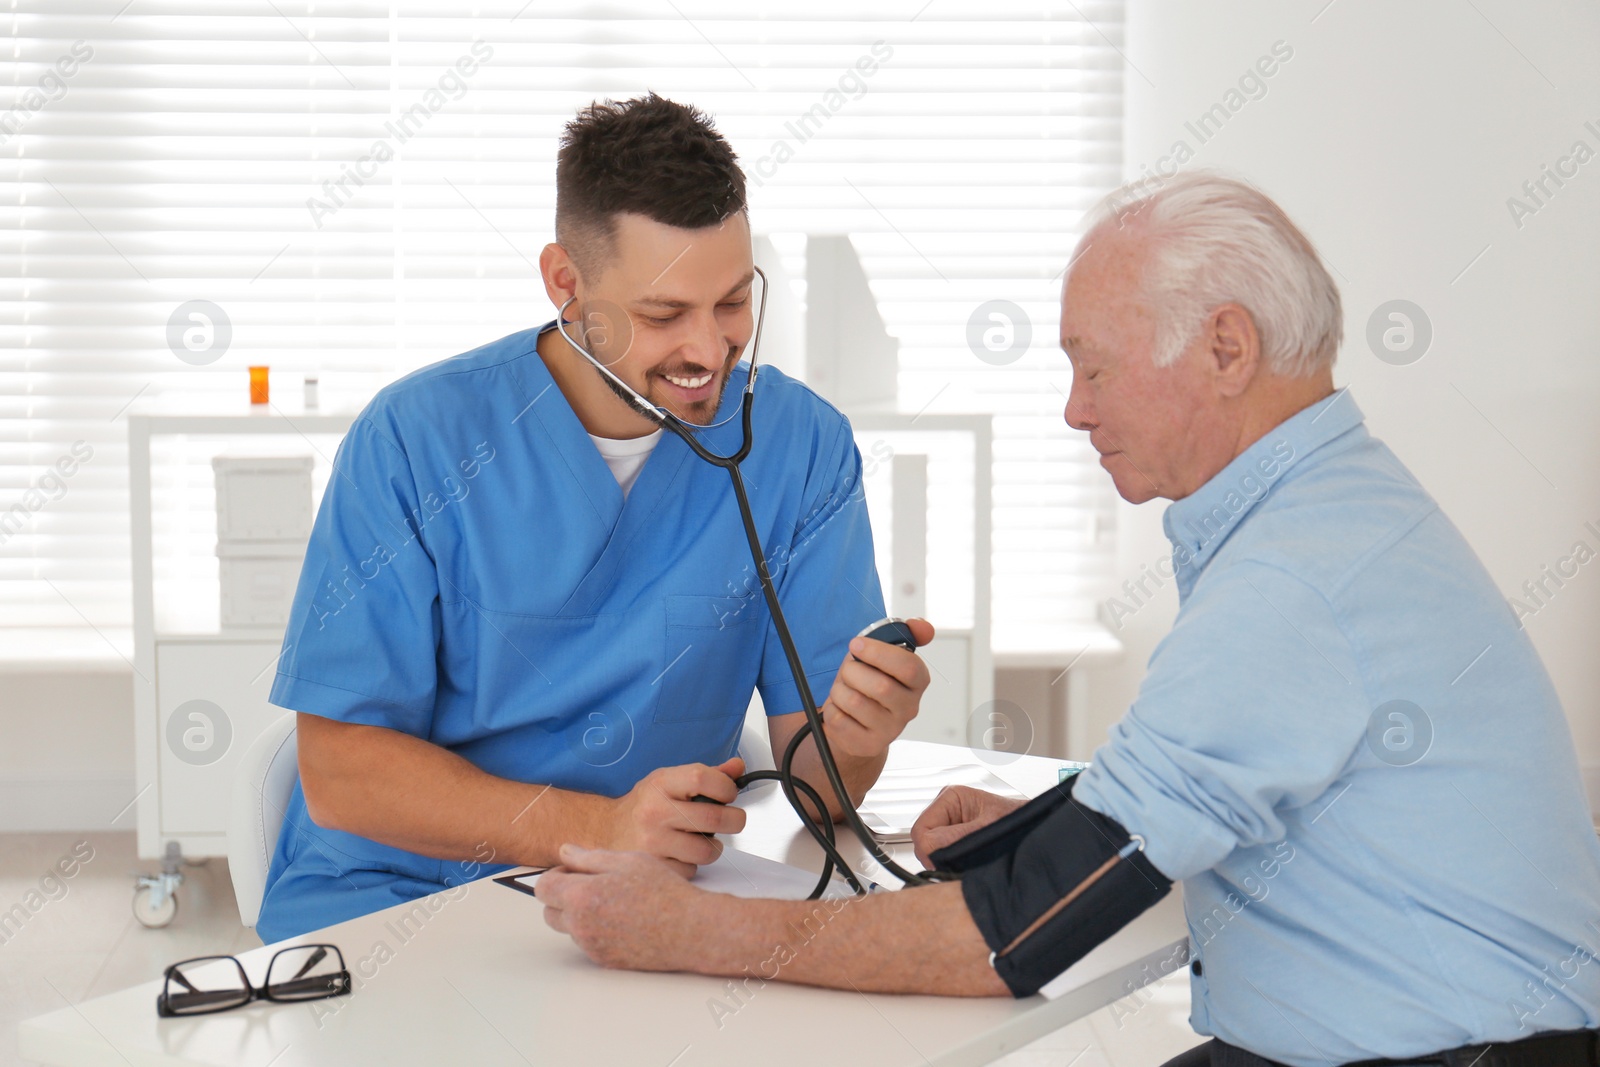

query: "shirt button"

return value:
[1191, 959, 1203, 977]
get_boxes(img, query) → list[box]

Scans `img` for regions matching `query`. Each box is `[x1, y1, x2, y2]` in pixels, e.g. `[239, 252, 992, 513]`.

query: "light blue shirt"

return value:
[1074, 390, 1600, 1065]
[256, 322, 885, 942]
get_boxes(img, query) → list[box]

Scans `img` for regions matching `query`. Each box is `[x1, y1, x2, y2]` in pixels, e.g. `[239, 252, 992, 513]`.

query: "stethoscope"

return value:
[555, 266, 943, 897]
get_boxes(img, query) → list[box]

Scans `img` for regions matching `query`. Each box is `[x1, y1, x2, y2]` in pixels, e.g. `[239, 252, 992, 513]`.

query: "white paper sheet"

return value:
[494, 848, 849, 902]
[856, 763, 1031, 840]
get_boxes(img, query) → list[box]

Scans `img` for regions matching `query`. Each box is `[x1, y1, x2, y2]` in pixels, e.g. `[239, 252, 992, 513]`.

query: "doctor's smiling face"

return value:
[536, 93, 753, 440]
[539, 210, 755, 436]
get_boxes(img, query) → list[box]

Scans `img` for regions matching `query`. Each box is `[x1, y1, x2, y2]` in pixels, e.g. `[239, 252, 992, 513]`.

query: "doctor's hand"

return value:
[819, 618, 936, 760]
[603, 757, 747, 878]
[911, 785, 1027, 868]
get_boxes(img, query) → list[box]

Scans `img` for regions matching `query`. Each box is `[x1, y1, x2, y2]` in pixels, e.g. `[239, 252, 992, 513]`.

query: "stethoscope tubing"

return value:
[552, 266, 939, 895]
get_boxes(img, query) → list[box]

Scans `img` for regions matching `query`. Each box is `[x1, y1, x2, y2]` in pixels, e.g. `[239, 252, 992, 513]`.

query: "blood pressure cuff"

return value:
[928, 775, 1172, 998]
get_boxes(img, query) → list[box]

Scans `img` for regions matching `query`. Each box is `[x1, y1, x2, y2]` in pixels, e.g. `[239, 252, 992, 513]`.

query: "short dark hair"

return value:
[555, 93, 747, 276]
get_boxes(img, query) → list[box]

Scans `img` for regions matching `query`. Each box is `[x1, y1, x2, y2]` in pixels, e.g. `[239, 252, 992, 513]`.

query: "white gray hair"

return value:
[1078, 170, 1343, 378]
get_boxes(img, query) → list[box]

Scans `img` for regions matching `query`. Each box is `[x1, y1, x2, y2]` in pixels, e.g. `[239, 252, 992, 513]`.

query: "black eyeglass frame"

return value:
[156, 944, 352, 1018]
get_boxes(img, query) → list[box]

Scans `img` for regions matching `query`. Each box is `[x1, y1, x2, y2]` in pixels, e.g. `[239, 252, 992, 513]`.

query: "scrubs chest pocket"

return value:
[654, 593, 764, 723]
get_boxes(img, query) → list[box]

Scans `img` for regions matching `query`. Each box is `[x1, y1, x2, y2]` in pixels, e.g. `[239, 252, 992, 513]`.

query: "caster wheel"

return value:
[133, 884, 178, 928]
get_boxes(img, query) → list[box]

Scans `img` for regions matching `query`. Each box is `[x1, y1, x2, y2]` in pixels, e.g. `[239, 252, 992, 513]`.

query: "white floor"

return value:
[1, 831, 1204, 1067]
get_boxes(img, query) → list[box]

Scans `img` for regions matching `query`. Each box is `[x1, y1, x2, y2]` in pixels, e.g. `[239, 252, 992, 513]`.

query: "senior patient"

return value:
[537, 172, 1600, 1067]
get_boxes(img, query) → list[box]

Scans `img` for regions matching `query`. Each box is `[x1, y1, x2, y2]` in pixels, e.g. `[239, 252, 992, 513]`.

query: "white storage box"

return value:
[212, 456, 313, 543]
[217, 539, 305, 628]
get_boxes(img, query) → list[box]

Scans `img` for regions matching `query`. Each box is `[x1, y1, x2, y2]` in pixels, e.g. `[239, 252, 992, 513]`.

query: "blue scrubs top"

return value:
[256, 322, 885, 942]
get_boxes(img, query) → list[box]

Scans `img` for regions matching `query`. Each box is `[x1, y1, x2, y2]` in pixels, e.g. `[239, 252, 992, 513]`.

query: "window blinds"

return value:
[1, 0, 1122, 660]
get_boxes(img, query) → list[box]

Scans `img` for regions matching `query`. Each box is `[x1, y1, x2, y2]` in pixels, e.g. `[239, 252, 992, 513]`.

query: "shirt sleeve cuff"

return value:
[756, 665, 840, 719]
[270, 671, 432, 737]
[1072, 751, 1236, 882]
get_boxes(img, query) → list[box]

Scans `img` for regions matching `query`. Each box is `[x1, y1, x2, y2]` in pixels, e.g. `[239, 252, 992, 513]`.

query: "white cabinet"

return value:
[902, 631, 975, 746]
[850, 412, 995, 749]
[129, 407, 354, 863]
[154, 640, 284, 838]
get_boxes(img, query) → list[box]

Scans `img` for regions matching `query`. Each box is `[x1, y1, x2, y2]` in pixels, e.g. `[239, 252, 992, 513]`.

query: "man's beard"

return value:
[595, 359, 736, 427]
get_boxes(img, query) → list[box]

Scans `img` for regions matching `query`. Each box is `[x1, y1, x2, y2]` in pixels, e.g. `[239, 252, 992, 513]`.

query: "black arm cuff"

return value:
[930, 778, 1172, 998]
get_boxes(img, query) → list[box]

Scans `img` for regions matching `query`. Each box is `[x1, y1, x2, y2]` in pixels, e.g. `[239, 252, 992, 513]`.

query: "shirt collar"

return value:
[1162, 388, 1366, 597]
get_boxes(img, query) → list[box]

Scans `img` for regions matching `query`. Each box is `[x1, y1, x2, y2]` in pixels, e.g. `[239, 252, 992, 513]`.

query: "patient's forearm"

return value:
[296, 713, 608, 869]
[689, 881, 1007, 997]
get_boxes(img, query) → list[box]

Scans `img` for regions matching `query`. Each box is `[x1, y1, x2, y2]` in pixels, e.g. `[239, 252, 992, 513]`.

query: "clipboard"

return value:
[493, 869, 549, 898]
[494, 850, 852, 900]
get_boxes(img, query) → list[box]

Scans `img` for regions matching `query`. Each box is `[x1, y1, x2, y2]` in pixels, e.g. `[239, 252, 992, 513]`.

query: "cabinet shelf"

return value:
[154, 630, 288, 644]
[130, 407, 355, 861]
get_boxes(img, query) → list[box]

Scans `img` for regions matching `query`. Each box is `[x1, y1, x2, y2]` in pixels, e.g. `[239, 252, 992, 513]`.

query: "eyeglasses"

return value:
[156, 944, 351, 1018]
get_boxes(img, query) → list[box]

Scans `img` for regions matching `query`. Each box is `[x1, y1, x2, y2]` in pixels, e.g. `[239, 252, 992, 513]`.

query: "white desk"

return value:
[20, 742, 1188, 1067]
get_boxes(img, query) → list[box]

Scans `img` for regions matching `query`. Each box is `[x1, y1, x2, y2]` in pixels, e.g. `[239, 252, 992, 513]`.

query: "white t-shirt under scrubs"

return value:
[588, 429, 662, 498]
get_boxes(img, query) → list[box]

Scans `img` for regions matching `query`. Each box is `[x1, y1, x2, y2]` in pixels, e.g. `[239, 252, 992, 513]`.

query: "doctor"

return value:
[255, 94, 932, 942]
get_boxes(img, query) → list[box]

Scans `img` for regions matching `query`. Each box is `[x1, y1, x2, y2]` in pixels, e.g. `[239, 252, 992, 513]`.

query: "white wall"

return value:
[0, 670, 136, 833]
[1081, 0, 1600, 812]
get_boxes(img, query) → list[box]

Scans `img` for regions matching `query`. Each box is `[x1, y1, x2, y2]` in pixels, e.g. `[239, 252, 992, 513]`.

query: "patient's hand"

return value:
[537, 846, 708, 973]
[911, 785, 1026, 868]
[604, 757, 746, 877]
